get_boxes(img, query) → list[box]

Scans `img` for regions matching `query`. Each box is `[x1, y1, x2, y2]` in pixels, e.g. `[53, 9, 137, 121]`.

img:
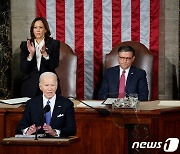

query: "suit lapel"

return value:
[125, 66, 135, 92]
[50, 96, 62, 126]
[45, 38, 52, 55]
[114, 66, 120, 85]
[36, 96, 45, 125]
[31, 42, 38, 72]
[36, 96, 44, 111]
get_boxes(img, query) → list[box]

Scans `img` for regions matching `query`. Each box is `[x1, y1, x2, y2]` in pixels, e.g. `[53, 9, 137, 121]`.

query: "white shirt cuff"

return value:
[54, 129, 61, 137]
[22, 127, 29, 135]
[27, 57, 32, 61]
[43, 55, 49, 60]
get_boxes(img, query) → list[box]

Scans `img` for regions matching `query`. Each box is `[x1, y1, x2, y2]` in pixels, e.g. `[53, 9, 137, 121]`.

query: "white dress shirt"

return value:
[43, 94, 56, 117]
[35, 39, 45, 71]
[43, 94, 60, 137]
[119, 67, 130, 86]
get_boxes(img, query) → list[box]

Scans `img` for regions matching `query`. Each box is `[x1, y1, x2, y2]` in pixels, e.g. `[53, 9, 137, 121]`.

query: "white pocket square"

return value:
[57, 114, 64, 117]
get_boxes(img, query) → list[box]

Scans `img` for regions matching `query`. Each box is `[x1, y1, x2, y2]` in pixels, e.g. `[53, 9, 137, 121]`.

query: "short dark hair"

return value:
[118, 46, 135, 56]
[30, 17, 51, 40]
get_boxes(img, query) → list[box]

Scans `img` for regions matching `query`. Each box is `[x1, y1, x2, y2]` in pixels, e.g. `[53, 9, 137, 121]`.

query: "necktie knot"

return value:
[122, 70, 126, 74]
[47, 100, 50, 105]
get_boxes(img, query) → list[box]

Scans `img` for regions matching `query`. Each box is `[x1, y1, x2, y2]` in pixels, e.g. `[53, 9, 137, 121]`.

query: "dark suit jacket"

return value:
[20, 38, 60, 97]
[98, 65, 149, 101]
[16, 94, 76, 137]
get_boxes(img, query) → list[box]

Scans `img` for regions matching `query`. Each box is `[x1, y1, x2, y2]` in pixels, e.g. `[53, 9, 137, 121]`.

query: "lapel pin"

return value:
[57, 114, 64, 117]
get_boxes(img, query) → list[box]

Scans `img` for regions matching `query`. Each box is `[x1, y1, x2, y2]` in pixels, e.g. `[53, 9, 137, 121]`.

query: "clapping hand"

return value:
[40, 45, 48, 57]
[27, 40, 35, 59]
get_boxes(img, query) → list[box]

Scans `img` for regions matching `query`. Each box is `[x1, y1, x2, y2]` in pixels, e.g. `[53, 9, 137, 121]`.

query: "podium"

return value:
[1, 136, 80, 154]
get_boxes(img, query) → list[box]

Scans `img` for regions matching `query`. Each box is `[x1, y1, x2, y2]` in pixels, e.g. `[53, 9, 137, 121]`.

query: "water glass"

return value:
[128, 93, 138, 108]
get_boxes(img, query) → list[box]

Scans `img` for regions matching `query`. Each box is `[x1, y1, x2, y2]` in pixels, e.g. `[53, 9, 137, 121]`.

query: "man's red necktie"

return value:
[118, 70, 126, 98]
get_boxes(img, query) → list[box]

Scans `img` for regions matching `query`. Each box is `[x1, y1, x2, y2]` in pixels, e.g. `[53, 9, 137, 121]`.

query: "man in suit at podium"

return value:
[98, 45, 148, 101]
[16, 72, 76, 137]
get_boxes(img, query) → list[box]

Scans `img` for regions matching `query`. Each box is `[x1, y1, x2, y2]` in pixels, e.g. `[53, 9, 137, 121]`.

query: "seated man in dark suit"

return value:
[98, 45, 148, 101]
[16, 72, 76, 137]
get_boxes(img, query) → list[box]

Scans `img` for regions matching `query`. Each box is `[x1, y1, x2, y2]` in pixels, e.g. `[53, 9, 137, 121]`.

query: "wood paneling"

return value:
[0, 106, 180, 153]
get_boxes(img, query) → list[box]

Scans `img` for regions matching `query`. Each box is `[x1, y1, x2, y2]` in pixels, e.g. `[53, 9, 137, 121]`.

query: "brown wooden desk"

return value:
[0, 100, 180, 154]
[0, 109, 5, 143]
[1, 136, 80, 154]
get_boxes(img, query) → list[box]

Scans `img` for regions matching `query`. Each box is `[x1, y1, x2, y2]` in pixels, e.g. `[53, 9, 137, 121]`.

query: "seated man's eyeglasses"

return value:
[119, 56, 132, 61]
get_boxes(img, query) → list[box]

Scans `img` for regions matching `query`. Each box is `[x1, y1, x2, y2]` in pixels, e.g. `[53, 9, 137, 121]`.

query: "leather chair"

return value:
[56, 42, 77, 98]
[105, 41, 154, 100]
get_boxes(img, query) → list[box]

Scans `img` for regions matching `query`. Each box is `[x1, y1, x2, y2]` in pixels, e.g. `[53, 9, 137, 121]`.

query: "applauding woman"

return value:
[20, 17, 61, 97]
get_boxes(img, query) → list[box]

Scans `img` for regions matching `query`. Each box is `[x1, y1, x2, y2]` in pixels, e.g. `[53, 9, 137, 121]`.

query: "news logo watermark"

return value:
[132, 138, 179, 152]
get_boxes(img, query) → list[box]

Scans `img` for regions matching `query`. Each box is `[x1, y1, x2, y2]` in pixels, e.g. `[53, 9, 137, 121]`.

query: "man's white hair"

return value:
[39, 72, 57, 83]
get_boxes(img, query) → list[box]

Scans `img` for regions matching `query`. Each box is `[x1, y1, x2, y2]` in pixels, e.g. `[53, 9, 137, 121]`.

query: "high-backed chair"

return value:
[105, 41, 154, 100]
[56, 42, 77, 98]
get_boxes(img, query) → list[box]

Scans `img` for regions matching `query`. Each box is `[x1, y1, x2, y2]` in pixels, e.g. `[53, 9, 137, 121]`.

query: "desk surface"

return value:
[2, 100, 180, 117]
[1, 137, 80, 154]
[1, 136, 80, 146]
[73, 99, 180, 110]
[0, 103, 21, 108]
[1, 99, 180, 110]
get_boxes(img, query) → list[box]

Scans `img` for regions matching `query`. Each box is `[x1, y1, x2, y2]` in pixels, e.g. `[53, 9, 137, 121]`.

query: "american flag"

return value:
[36, 0, 159, 100]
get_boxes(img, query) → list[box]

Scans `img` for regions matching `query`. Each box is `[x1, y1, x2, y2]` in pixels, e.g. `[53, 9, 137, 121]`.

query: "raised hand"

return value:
[27, 40, 35, 59]
[40, 45, 48, 57]
[43, 123, 57, 136]
[26, 124, 41, 135]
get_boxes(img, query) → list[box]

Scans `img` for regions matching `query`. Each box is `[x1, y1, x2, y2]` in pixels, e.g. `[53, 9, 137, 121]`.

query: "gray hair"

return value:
[39, 72, 57, 83]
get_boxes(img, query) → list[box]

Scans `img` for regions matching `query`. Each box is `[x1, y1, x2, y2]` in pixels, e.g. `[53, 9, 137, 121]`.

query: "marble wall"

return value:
[10, 0, 36, 97]
[0, 0, 11, 98]
[10, 0, 179, 99]
[159, 0, 179, 99]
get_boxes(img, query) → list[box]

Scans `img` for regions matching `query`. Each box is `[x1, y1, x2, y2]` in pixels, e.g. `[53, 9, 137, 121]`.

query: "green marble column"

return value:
[0, 0, 11, 98]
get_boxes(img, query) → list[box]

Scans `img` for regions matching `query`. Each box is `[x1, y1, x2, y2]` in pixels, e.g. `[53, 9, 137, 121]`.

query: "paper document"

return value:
[77, 100, 105, 107]
[102, 98, 118, 105]
[0, 97, 31, 105]
[158, 100, 180, 106]
[15, 134, 44, 138]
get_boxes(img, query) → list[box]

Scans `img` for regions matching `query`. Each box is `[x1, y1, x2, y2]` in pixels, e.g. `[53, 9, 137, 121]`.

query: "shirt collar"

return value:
[34, 38, 45, 48]
[43, 94, 56, 107]
[119, 66, 130, 74]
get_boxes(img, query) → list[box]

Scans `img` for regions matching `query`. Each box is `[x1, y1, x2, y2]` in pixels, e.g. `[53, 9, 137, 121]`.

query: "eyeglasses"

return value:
[119, 56, 133, 61]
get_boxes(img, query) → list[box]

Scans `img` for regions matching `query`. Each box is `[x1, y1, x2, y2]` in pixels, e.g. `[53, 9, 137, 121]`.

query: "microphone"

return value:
[34, 104, 51, 140]
[38, 104, 50, 125]
[68, 96, 110, 117]
[43, 104, 50, 114]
